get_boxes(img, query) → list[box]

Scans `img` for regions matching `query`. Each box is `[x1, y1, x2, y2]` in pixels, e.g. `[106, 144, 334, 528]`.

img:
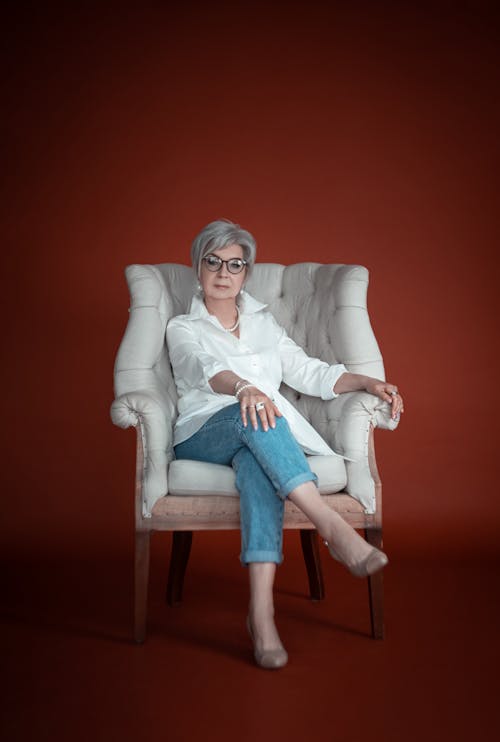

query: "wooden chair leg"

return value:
[135, 529, 151, 644]
[166, 531, 193, 606]
[365, 527, 385, 639]
[300, 529, 325, 601]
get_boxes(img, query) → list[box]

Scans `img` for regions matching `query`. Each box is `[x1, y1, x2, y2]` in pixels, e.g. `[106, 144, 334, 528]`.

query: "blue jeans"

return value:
[174, 403, 318, 565]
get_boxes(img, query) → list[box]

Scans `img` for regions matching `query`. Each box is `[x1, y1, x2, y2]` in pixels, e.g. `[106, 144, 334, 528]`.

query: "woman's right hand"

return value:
[238, 385, 283, 431]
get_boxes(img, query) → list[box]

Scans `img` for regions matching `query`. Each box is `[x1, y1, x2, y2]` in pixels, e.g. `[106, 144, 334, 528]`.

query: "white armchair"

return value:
[111, 262, 399, 642]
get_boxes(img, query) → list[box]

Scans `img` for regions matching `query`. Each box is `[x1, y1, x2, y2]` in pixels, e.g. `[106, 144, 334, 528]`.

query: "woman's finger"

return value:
[240, 402, 248, 427]
[267, 405, 276, 429]
[273, 402, 283, 417]
[257, 405, 269, 431]
[248, 405, 259, 431]
[392, 396, 398, 418]
[391, 394, 404, 419]
[384, 385, 399, 403]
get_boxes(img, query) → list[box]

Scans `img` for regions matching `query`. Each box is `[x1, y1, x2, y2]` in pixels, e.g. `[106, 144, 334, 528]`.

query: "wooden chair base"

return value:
[300, 529, 325, 600]
[135, 526, 385, 642]
[166, 531, 193, 606]
[134, 530, 150, 644]
[366, 527, 385, 639]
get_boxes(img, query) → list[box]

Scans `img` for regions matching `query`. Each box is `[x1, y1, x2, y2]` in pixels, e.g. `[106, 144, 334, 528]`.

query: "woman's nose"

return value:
[217, 262, 229, 276]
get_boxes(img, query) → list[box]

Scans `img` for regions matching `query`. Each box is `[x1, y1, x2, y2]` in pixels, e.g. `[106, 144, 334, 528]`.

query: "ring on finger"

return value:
[255, 402, 265, 411]
[390, 390, 398, 396]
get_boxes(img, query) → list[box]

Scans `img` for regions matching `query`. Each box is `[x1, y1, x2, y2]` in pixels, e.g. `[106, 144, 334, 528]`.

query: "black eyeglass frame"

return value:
[202, 254, 248, 274]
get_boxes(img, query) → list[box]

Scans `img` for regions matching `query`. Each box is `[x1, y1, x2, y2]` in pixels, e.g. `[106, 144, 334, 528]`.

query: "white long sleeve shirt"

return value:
[166, 291, 348, 456]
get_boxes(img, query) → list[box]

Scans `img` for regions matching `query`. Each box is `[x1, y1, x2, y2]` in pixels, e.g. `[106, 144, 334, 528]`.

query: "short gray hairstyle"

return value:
[191, 219, 257, 278]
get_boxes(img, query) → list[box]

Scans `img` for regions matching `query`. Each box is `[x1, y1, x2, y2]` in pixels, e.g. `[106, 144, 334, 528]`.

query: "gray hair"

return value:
[191, 219, 257, 279]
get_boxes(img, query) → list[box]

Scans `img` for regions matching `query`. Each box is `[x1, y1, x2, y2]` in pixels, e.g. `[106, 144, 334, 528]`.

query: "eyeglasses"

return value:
[202, 254, 248, 274]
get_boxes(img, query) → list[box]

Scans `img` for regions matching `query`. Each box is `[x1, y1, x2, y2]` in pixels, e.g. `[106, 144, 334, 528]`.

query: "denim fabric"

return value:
[174, 403, 317, 565]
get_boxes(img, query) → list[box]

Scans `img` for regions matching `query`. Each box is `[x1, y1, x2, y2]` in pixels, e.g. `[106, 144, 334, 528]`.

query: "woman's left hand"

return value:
[365, 379, 405, 421]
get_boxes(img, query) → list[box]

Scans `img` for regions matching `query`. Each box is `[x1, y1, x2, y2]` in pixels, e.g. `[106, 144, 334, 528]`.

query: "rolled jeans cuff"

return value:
[276, 471, 318, 501]
[240, 549, 284, 566]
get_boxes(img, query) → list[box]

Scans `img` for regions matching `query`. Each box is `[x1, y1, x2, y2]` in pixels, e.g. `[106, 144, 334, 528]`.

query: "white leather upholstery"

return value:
[111, 263, 398, 516]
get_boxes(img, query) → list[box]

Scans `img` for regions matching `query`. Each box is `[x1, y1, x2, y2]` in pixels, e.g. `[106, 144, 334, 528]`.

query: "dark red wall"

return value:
[3, 2, 499, 560]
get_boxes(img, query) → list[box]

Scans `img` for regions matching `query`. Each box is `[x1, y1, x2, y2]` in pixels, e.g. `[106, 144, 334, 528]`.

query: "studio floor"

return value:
[2, 531, 499, 742]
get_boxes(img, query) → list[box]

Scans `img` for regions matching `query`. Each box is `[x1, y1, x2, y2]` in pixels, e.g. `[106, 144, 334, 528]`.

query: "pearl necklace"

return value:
[224, 306, 240, 333]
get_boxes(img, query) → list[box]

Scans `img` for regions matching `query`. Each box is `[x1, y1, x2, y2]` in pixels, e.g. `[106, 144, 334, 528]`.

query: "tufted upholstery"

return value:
[111, 263, 399, 517]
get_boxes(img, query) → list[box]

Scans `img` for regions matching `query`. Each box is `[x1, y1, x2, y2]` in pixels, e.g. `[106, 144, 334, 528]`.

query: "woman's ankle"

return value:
[247, 608, 283, 650]
[325, 516, 373, 566]
[248, 598, 275, 621]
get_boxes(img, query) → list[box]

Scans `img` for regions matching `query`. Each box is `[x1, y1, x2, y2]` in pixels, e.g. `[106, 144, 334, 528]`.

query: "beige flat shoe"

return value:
[246, 615, 288, 670]
[324, 540, 389, 577]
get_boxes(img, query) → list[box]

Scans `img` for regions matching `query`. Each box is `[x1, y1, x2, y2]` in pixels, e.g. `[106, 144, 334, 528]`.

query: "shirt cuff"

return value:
[202, 360, 230, 393]
[320, 364, 348, 400]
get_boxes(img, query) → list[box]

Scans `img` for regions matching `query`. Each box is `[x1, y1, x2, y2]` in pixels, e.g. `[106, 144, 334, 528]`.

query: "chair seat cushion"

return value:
[168, 455, 347, 497]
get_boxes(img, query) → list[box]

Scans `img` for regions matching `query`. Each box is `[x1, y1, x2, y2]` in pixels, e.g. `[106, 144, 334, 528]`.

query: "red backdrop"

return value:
[3, 2, 499, 561]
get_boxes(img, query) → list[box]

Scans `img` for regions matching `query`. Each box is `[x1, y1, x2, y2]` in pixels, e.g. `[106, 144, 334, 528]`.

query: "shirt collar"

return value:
[187, 290, 267, 320]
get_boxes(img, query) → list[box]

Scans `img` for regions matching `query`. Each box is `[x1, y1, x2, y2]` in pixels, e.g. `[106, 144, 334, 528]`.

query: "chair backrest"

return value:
[113, 262, 385, 432]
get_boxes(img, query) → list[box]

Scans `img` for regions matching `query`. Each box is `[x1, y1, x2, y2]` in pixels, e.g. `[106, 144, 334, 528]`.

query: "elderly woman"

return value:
[166, 219, 404, 670]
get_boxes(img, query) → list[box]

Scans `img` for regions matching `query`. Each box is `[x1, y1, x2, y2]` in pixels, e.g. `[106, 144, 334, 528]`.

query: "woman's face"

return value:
[199, 244, 247, 302]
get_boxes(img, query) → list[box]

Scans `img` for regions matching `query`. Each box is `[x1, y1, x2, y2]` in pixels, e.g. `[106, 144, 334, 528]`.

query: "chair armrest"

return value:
[110, 391, 173, 516]
[328, 391, 400, 514]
